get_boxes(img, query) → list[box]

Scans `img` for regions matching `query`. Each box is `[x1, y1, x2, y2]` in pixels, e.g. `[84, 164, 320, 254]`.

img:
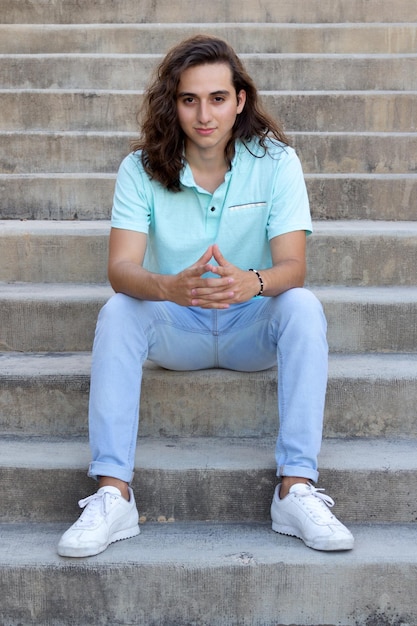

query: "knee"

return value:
[283, 287, 323, 312]
[273, 288, 327, 331]
[98, 293, 137, 326]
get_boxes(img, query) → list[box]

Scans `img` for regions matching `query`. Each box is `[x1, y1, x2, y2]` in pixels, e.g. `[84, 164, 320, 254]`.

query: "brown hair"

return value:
[131, 34, 290, 191]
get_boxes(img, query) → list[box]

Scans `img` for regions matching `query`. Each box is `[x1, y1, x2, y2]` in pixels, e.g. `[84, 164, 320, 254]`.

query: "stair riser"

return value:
[2, 24, 417, 54]
[3, 92, 415, 133]
[307, 175, 417, 221]
[3, 55, 417, 91]
[3, 0, 417, 23]
[0, 297, 107, 352]
[1, 362, 416, 439]
[323, 298, 417, 353]
[1, 232, 110, 283]
[3, 132, 417, 174]
[2, 227, 417, 286]
[307, 234, 417, 287]
[1, 559, 416, 626]
[1, 464, 416, 523]
[2, 175, 416, 221]
[1, 292, 416, 352]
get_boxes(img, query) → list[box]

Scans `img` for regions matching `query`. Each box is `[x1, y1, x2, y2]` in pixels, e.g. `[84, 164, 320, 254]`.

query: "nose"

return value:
[197, 101, 212, 124]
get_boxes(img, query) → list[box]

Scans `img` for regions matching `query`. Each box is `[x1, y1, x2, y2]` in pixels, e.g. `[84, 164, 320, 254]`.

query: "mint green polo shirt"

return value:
[111, 138, 312, 275]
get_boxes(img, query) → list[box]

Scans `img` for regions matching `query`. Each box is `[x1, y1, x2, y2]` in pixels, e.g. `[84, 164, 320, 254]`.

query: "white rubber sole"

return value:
[272, 522, 354, 551]
[58, 524, 140, 558]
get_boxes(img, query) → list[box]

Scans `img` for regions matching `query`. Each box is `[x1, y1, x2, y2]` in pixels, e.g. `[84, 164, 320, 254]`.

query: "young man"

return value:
[58, 35, 354, 557]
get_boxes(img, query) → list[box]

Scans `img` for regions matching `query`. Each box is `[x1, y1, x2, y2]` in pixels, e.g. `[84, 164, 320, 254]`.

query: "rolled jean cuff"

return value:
[88, 461, 134, 484]
[277, 465, 319, 484]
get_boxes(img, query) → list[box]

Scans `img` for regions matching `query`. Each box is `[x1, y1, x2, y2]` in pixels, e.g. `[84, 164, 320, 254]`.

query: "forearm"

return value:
[108, 261, 172, 302]
[257, 258, 306, 298]
[108, 245, 231, 308]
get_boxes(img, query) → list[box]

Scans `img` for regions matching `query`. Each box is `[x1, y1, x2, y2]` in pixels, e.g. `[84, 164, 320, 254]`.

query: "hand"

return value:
[165, 246, 236, 309]
[189, 244, 260, 307]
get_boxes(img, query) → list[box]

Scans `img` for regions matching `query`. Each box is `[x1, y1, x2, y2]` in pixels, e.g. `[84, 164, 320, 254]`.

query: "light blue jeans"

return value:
[88, 287, 328, 484]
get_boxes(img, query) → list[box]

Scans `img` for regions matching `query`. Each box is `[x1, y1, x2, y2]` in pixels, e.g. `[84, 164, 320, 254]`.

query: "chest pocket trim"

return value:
[229, 202, 267, 211]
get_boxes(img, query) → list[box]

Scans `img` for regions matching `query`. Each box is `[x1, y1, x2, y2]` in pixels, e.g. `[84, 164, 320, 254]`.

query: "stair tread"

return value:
[2, 282, 417, 299]
[5, 129, 417, 135]
[1, 350, 416, 378]
[0, 435, 415, 472]
[0, 521, 416, 566]
[3, 87, 417, 93]
[3, 171, 417, 178]
[5, 52, 417, 57]
[2, 218, 417, 234]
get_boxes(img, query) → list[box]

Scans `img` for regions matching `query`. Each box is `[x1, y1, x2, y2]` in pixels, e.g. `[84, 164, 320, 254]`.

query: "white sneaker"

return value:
[270, 482, 354, 551]
[58, 486, 140, 557]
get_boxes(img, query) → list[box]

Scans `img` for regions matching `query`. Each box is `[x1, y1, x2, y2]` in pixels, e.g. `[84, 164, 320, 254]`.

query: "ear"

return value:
[236, 89, 246, 114]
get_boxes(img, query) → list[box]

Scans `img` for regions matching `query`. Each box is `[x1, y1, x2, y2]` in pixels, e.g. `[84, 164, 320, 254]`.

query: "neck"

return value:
[185, 144, 229, 172]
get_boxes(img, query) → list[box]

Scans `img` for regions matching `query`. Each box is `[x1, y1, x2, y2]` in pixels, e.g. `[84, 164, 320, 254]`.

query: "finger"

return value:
[191, 246, 214, 269]
[191, 276, 234, 294]
[192, 297, 232, 309]
[196, 302, 231, 310]
[191, 289, 235, 307]
[204, 264, 231, 278]
[212, 244, 228, 266]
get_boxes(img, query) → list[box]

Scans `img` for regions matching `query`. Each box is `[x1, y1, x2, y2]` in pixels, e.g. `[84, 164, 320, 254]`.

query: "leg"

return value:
[265, 289, 353, 550]
[215, 289, 354, 551]
[59, 293, 149, 557]
[272, 287, 328, 484]
[217, 288, 327, 482]
[58, 295, 217, 557]
[88, 294, 219, 484]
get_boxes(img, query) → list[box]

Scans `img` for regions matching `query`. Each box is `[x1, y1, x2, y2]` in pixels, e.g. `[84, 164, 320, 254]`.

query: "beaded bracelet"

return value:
[249, 268, 264, 296]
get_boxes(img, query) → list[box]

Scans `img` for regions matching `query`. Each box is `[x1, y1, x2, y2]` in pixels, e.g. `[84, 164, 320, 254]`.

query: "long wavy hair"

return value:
[131, 35, 290, 191]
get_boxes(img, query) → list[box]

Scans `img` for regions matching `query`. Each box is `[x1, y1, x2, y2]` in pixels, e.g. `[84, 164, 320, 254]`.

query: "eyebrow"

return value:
[177, 89, 231, 98]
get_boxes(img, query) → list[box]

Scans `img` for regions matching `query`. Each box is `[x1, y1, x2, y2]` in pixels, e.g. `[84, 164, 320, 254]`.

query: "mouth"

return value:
[195, 128, 216, 136]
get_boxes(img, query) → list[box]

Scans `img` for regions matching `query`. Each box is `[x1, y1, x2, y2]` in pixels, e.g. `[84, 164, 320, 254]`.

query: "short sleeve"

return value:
[267, 147, 312, 240]
[111, 153, 152, 234]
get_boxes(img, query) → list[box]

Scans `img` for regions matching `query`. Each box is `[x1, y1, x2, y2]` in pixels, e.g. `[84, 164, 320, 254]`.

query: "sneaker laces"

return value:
[74, 491, 117, 529]
[293, 483, 337, 523]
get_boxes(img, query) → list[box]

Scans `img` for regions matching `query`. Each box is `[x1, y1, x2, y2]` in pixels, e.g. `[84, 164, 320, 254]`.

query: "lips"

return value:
[195, 128, 216, 135]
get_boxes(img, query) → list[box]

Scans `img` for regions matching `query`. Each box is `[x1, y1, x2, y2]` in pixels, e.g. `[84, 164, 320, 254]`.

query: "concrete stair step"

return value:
[3, 0, 416, 24]
[307, 220, 417, 286]
[0, 521, 416, 626]
[0, 220, 110, 284]
[3, 131, 416, 175]
[2, 23, 417, 54]
[1, 283, 416, 353]
[1, 352, 416, 439]
[2, 53, 416, 90]
[3, 90, 415, 133]
[1, 436, 417, 524]
[307, 173, 417, 221]
[2, 172, 417, 221]
[294, 132, 417, 174]
[2, 220, 417, 287]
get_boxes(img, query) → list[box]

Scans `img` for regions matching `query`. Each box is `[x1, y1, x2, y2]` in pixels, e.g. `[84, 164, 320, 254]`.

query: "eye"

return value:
[182, 97, 195, 105]
[212, 96, 225, 103]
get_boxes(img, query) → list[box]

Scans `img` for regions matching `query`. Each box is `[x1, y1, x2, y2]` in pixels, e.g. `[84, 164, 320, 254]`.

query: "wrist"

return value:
[248, 268, 264, 297]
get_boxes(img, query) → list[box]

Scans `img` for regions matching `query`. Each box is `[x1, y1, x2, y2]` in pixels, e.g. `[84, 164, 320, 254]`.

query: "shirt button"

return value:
[210, 206, 216, 212]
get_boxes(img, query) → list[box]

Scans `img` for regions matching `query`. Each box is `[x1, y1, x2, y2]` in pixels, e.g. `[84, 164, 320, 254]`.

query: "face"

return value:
[176, 62, 246, 160]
